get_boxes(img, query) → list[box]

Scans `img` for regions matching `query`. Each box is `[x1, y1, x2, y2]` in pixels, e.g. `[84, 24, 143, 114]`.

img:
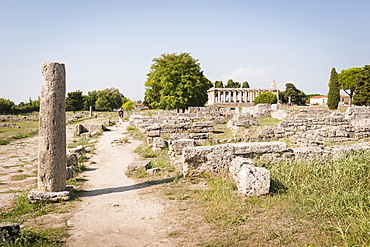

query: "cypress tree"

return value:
[327, 68, 340, 110]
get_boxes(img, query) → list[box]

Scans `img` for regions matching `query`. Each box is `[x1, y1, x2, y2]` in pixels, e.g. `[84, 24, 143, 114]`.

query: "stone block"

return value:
[147, 130, 161, 137]
[88, 124, 106, 133]
[66, 153, 78, 167]
[66, 167, 73, 180]
[229, 157, 270, 196]
[232, 142, 288, 155]
[28, 188, 71, 203]
[126, 160, 151, 173]
[170, 133, 190, 140]
[68, 145, 85, 156]
[152, 137, 167, 151]
[169, 139, 195, 155]
[182, 144, 234, 176]
[189, 133, 209, 139]
[291, 147, 323, 159]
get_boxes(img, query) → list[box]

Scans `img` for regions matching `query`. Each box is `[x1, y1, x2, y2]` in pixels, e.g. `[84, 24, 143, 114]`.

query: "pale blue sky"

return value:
[1, 0, 369, 103]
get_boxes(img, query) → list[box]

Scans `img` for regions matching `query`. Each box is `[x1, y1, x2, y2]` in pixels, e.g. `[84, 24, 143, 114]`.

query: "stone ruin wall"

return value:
[128, 106, 370, 196]
[129, 105, 370, 151]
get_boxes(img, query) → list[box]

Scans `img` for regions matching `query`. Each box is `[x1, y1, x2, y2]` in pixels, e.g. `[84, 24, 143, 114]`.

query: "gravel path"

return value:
[66, 122, 172, 247]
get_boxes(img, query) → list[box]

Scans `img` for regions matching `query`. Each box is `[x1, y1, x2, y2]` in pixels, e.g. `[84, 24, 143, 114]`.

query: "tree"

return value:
[338, 67, 363, 106]
[327, 68, 340, 110]
[253, 92, 277, 105]
[84, 90, 98, 110]
[0, 98, 15, 113]
[225, 79, 241, 88]
[95, 88, 124, 111]
[144, 52, 212, 111]
[279, 83, 307, 105]
[353, 65, 370, 106]
[242, 81, 250, 88]
[16, 97, 40, 113]
[214, 80, 223, 88]
[66, 90, 84, 112]
[122, 100, 134, 110]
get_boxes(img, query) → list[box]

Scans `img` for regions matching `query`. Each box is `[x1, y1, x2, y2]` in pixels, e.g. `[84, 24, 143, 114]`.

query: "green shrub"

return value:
[0, 139, 10, 145]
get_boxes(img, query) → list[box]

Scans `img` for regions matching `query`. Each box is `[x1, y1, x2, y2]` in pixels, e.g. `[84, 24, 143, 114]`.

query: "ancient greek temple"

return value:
[206, 81, 279, 106]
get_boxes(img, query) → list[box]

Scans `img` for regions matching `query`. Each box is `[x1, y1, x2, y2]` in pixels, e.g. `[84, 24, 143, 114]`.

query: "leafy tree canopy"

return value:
[242, 81, 250, 88]
[279, 83, 307, 106]
[122, 100, 134, 110]
[214, 80, 224, 88]
[66, 90, 84, 112]
[0, 98, 15, 113]
[225, 79, 241, 88]
[353, 65, 370, 106]
[95, 87, 124, 111]
[253, 92, 277, 105]
[338, 67, 363, 106]
[144, 52, 212, 111]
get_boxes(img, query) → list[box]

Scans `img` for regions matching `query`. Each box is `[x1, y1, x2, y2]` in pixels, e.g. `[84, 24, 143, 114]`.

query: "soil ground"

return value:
[0, 118, 214, 246]
[66, 122, 173, 247]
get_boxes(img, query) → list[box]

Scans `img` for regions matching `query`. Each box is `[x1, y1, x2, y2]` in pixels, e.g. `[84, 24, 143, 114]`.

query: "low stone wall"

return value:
[345, 106, 370, 120]
[182, 142, 288, 176]
[181, 141, 370, 176]
[252, 108, 370, 146]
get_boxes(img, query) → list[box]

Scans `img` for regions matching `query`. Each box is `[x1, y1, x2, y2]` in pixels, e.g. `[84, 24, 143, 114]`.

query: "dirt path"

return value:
[66, 122, 172, 247]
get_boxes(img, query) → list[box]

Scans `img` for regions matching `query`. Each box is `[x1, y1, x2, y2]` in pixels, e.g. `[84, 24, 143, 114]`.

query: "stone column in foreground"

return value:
[38, 62, 67, 192]
[29, 62, 71, 203]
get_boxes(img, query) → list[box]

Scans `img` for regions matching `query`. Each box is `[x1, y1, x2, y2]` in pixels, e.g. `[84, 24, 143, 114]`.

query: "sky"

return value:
[1, 0, 369, 104]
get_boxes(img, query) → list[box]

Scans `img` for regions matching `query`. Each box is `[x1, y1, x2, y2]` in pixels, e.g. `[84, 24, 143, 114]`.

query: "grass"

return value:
[0, 226, 68, 247]
[10, 174, 36, 181]
[126, 125, 144, 139]
[0, 188, 77, 246]
[0, 192, 57, 224]
[10, 130, 38, 140]
[258, 115, 282, 126]
[155, 151, 369, 246]
[209, 123, 241, 139]
[134, 142, 163, 158]
[67, 135, 91, 148]
[0, 121, 39, 144]
[0, 139, 10, 145]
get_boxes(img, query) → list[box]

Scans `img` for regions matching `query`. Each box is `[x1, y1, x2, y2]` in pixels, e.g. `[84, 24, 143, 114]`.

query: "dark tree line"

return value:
[66, 87, 129, 112]
[214, 79, 250, 88]
[0, 97, 40, 114]
[328, 65, 370, 108]
[0, 87, 129, 114]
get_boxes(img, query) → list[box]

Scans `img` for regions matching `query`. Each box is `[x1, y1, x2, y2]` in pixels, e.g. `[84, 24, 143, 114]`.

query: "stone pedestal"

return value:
[28, 186, 73, 203]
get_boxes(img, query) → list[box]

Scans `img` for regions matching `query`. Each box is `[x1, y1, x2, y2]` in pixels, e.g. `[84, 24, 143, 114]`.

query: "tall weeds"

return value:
[261, 151, 370, 246]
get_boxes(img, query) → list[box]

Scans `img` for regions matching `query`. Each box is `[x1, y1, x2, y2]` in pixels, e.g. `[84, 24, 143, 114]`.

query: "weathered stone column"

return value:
[28, 62, 70, 203]
[38, 62, 66, 192]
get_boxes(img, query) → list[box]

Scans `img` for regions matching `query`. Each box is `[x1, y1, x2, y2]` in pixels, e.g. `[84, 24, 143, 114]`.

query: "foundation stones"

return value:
[126, 160, 151, 173]
[28, 62, 71, 203]
[75, 123, 108, 136]
[229, 157, 270, 196]
[128, 106, 370, 196]
[28, 189, 71, 203]
[152, 137, 167, 151]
